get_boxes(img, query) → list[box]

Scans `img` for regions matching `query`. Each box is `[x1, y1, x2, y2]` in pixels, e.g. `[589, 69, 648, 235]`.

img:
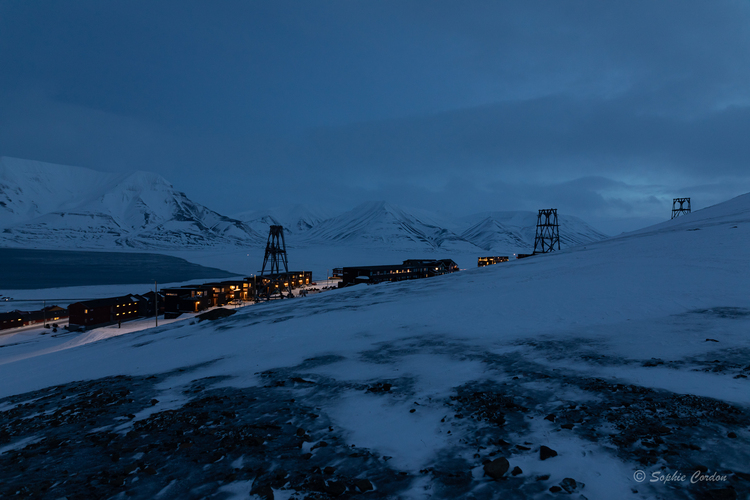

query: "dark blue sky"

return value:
[2, 1, 750, 233]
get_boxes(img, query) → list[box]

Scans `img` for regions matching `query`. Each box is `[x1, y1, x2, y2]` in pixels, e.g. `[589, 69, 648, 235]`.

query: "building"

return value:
[19, 306, 69, 326]
[516, 253, 534, 259]
[162, 286, 213, 317]
[203, 283, 235, 307]
[339, 259, 459, 287]
[68, 296, 141, 329]
[218, 280, 252, 302]
[402, 259, 459, 275]
[0, 311, 24, 330]
[478, 256, 509, 267]
[286, 271, 312, 289]
[132, 291, 164, 317]
[245, 271, 312, 298]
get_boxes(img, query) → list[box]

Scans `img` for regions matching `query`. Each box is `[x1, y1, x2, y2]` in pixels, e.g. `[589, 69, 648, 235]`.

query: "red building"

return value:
[68, 296, 140, 328]
[20, 306, 68, 326]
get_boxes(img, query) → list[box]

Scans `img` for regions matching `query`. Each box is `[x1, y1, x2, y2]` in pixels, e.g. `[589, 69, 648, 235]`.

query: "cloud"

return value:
[1, 1, 750, 235]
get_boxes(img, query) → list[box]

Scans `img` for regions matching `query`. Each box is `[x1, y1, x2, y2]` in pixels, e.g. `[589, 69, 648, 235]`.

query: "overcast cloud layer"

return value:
[2, 1, 750, 234]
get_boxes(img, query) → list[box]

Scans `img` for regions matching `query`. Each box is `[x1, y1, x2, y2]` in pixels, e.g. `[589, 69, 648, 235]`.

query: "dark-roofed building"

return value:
[68, 296, 141, 328]
[219, 280, 252, 302]
[478, 256, 509, 267]
[0, 311, 24, 330]
[245, 272, 313, 299]
[340, 259, 459, 287]
[132, 291, 164, 317]
[203, 282, 234, 307]
[19, 306, 68, 326]
[162, 286, 213, 317]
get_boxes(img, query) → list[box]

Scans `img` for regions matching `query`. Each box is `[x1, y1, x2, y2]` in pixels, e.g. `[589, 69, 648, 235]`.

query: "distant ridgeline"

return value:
[0, 248, 235, 290]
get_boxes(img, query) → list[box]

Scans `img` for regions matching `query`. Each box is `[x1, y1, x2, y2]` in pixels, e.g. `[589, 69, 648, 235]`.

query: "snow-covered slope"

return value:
[234, 204, 335, 235]
[0, 157, 264, 249]
[0, 192, 748, 499]
[0, 157, 607, 255]
[459, 211, 609, 253]
[303, 201, 483, 251]
[0, 157, 116, 227]
[301, 201, 606, 254]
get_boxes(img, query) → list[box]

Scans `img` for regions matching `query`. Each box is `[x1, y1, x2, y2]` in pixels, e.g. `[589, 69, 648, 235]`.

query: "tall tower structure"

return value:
[533, 209, 561, 254]
[257, 225, 293, 300]
[671, 198, 691, 219]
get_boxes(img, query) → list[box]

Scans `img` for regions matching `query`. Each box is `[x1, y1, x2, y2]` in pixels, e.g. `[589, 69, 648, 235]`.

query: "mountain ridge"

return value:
[0, 157, 264, 249]
[0, 157, 609, 253]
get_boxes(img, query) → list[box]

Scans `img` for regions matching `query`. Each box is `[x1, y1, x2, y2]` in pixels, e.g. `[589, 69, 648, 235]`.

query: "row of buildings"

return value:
[477, 256, 509, 267]
[5, 256, 483, 333]
[337, 259, 459, 287]
[3, 255, 528, 333]
[0, 306, 69, 331]
[67, 271, 313, 329]
[161, 271, 311, 318]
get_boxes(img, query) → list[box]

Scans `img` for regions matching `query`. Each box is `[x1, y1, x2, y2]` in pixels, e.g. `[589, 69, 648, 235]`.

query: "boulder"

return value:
[540, 446, 558, 460]
[483, 457, 510, 480]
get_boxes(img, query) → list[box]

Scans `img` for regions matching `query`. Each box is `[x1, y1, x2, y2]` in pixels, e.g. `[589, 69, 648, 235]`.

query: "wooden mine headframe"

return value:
[257, 225, 293, 301]
[533, 209, 560, 254]
[671, 198, 691, 219]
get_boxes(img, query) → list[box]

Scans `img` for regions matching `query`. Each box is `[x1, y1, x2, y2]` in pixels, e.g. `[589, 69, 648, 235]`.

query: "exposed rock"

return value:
[483, 457, 509, 480]
[560, 477, 577, 493]
[366, 383, 392, 393]
[706, 488, 737, 500]
[251, 484, 274, 500]
[511, 466, 522, 476]
[540, 446, 558, 460]
[354, 478, 374, 492]
[196, 308, 236, 322]
[325, 480, 346, 496]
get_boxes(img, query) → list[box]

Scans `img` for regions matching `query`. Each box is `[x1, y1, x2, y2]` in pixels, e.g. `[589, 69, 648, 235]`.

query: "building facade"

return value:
[340, 259, 459, 287]
[68, 296, 141, 328]
[0, 311, 24, 330]
[478, 256, 509, 267]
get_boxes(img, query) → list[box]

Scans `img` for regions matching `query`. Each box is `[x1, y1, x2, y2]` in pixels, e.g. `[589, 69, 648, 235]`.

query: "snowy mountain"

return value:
[1, 192, 748, 499]
[234, 204, 335, 235]
[302, 201, 483, 251]
[0, 157, 606, 254]
[299, 201, 607, 254]
[459, 211, 608, 252]
[0, 157, 263, 249]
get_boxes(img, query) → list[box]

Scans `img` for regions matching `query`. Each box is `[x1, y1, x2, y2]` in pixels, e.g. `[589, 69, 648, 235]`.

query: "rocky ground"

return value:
[1, 339, 748, 500]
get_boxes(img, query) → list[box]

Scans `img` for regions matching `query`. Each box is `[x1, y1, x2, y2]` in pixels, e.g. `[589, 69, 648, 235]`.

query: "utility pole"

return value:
[155, 281, 158, 327]
[43, 300, 47, 328]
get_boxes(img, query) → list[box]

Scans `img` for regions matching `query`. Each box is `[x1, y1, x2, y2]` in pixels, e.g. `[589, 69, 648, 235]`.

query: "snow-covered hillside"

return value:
[0, 157, 263, 249]
[298, 202, 607, 255]
[0, 192, 748, 499]
[459, 211, 608, 253]
[0, 158, 607, 255]
[302, 201, 485, 252]
[234, 204, 335, 234]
